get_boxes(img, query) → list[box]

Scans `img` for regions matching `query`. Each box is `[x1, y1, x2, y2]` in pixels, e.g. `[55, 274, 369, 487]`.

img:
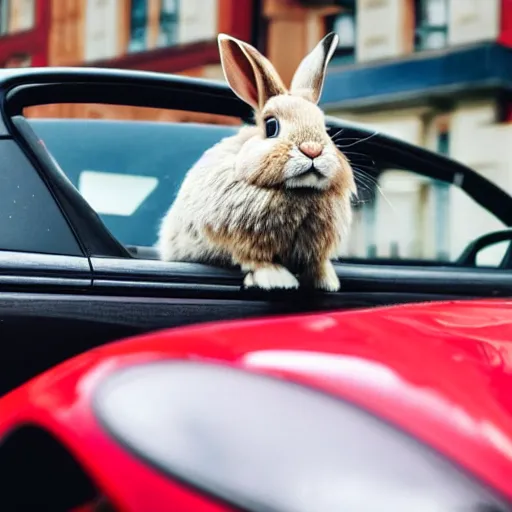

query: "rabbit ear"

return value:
[290, 32, 339, 104]
[218, 33, 287, 111]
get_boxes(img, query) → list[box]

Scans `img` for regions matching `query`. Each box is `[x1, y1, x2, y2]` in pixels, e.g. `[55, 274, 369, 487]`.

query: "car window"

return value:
[346, 168, 506, 266]
[0, 139, 82, 256]
[27, 107, 240, 249]
[25, 104, 507, 267]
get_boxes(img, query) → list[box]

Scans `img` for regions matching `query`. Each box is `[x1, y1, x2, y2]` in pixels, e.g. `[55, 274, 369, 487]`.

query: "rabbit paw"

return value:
[244, 264, 299, 290]
[314, 260, 340, 292]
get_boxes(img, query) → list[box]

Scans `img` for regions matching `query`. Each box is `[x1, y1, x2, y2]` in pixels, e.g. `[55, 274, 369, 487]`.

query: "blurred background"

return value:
[1, 0, 511, 263]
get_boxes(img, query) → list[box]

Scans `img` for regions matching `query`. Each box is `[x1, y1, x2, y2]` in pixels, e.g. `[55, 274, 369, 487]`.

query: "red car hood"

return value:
[3, 298, 512, 501]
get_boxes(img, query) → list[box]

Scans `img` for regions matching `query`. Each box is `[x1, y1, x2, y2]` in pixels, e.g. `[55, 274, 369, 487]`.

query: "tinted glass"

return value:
[28, 118, 237, 248]
[0, 140, 81, 256]
[27, 112, 507, 267]
[94, 361, 510, 512]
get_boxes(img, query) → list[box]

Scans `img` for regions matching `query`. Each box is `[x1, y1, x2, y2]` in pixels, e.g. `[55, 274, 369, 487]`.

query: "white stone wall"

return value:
[178, 0, 218, 45]
[448, 0, 500, 46]
[356, 0, 410, 62]
[84, 0, 120, 62]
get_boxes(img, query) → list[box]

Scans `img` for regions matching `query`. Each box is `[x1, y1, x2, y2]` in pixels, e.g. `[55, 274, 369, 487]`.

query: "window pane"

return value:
[23, 104, 507, 267]
[24, 104, 241, 251]
[0, 139, 82, 256]
[415, 0, 448, 51]
[423, 30, 447, 50]
[344, 168, 506, 266]
[158, 0, 179, 47]
[4, 53, 32, 67]
[334, 14, 355, 48]
[128, 0, 148, 53]
[331, 9, 356, 64]
[425, 0, 448, 26]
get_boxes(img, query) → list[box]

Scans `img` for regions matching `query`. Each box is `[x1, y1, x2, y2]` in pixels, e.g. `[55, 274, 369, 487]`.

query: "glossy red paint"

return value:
[2, 299, 512, 510]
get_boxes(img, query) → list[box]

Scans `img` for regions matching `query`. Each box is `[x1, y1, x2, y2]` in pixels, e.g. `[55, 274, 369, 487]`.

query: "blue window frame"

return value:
[158, 0, 179, 47]
[128, 0, 148, 53]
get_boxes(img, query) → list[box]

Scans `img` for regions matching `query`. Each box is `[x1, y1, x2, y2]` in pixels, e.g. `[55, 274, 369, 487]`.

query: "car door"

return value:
[2, 67, 512, 393]
[0, 113, 97, 393]
[7, 68, 512, 293]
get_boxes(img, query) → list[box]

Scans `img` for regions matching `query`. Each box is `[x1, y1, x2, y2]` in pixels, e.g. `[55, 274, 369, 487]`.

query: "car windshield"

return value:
[26, 109, 508, 269]
[95, 361, 511, 512]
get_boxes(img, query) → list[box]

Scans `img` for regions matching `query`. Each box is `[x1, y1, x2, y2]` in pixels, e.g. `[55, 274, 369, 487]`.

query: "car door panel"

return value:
[0, 288, 478, 396]
[0, 251, 91, 289]
[91, 256, 512, 297]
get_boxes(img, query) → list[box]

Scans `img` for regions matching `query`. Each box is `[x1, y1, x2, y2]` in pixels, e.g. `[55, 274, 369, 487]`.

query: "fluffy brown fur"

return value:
[158, 32, 355, 291]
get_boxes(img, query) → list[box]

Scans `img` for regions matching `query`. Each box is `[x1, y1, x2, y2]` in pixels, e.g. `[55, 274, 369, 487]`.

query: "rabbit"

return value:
[157, 31, 356, 292]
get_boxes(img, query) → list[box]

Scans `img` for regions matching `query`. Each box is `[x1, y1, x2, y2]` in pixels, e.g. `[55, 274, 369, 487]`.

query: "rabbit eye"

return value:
[264, 117, 280, 138]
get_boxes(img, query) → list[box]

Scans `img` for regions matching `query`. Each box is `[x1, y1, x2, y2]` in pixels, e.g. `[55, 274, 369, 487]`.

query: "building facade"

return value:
[0, 0, 255, 122]
[0, 0, 46, 67]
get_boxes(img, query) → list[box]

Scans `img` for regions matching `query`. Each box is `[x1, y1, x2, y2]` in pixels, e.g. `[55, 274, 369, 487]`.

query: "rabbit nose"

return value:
[299, 141, 323, 159]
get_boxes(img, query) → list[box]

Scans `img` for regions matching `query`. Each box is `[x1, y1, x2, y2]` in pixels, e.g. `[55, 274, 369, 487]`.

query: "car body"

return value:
[0, 65, 511, 398]
[0, 299, 511, 511]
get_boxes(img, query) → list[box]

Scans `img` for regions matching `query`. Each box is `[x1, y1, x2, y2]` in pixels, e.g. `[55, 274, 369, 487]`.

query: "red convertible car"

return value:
[0, 299, 511, 511]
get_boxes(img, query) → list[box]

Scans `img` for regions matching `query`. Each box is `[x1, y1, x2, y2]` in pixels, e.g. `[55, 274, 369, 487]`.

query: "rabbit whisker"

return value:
[352, 166, 396, 214]
[335, 132, 379, 149]
[328, 127, 345, 140]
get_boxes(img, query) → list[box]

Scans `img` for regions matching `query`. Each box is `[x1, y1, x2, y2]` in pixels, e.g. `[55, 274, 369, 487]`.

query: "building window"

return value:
[437, 129, 449, 155]
[157, 0, 179, 47]
[415, 0, 448, 51]
[0, 0, 8, 36]
[128, 0, 148, 53]
[327, 7, 356, 64]
[10, 0, 35, 32]
[4, 52, 32, 67]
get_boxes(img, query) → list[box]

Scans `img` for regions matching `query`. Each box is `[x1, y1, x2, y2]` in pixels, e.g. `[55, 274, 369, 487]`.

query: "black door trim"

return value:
[90, 257, 512, 298]
[0, 250, 91, 289]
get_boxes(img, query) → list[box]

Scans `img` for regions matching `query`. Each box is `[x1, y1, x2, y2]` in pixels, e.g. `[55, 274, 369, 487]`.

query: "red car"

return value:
[0, 299, 511, 511]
